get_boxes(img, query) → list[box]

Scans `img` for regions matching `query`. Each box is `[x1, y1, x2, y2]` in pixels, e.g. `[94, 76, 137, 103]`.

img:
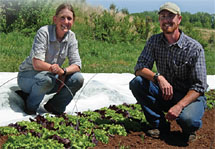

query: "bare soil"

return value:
[94, 108, 215, 149]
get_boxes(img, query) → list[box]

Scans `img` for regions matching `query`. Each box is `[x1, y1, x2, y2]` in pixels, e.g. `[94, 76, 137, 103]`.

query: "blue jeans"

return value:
[17, 70, 84, 113]
[129, 76, 207, 133]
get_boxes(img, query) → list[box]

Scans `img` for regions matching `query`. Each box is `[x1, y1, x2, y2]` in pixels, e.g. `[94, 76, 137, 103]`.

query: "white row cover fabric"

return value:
[0, 72, 214, 126]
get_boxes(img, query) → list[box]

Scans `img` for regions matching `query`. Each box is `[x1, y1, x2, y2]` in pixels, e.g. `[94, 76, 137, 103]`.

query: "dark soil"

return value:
[94, 108, 215, 149]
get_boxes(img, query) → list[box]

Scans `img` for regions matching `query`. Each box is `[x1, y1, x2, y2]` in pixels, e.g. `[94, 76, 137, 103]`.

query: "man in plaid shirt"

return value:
[129, 2, 208, 142]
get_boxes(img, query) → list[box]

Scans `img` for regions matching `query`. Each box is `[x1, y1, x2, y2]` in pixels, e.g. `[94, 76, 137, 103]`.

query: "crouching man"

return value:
[129, 2, 208, 142]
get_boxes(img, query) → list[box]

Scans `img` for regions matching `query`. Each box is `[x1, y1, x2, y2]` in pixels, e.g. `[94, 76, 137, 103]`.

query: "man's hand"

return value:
[165, 104, 183, 121]
[157, 75, 173, 100]
[165, 90, 201, 121]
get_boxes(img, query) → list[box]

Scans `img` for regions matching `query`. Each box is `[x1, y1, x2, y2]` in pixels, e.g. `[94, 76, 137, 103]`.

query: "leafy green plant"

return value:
[93, 129, 109, 144]
[4, 133, 64, 148]
[0, 103, 148, 148]
[205, 89, 215, 109]
[0, 126, 18, 135]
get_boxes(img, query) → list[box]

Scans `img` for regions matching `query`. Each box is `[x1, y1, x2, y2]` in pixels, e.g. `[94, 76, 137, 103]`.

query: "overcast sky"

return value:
[85, 0, 215, 14]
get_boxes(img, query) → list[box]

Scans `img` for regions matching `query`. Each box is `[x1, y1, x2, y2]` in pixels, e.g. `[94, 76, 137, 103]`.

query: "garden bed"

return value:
[94, 108, 215, 148]
[0, 90, 214, 148]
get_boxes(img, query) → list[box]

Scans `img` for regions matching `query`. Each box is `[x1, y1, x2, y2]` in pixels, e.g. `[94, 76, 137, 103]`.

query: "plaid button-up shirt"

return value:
[135, 31, 208, 93]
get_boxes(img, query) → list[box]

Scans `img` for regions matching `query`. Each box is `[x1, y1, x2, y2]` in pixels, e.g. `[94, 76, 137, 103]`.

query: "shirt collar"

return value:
[50, 25, 69, 43]
[176, 30, 184, 48]
[160, 29, 184, 48]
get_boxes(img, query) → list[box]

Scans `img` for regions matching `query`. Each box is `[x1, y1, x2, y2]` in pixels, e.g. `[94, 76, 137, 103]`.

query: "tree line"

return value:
[0, 0, 214, 50]
[132, 11, 215, 29]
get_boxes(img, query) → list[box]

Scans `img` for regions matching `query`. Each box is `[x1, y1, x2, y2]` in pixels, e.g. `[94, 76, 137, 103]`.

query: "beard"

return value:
[161, 23, 178, 34]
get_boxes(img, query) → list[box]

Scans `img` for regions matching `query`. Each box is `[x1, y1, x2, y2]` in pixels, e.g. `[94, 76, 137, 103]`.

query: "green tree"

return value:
[109, 3, 116, 11]
[121, 8, 129, 15]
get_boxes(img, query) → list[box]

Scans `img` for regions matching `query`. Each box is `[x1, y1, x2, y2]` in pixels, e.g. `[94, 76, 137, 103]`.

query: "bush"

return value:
[182, 23, 208, 49]
[86, 10, 138, 43]
[0, 0, 55, 34]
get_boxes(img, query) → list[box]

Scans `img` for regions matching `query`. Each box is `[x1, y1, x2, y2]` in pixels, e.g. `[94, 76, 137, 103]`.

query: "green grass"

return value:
[79, 39, 145, 73]
[205, 50, 215, 75]
[0, 31, 214, 74]
[0, 32, 33, 72]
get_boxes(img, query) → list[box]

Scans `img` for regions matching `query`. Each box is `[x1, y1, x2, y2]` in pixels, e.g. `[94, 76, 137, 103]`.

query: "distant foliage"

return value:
[182, 23, 208, 49]
[132, 10, 215, 50]
[133, 11, 215, 29]
[181, 12, 214, 29]
[87, 11, 136, 43]
[0, 0, 214, 73]
[133, 16, 160, 40]
[121, 8, 129, 15]
[85, 10, 159, 43]
[0, 0, 214, 47]
[109, 3, 116, 11]
[0, 0, 55, 34]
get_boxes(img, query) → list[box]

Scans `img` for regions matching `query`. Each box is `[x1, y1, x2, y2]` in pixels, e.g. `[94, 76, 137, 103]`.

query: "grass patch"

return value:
[205, 50, 215, 75]
[1, 32, 213, 74]
[0, 32, 33, 72]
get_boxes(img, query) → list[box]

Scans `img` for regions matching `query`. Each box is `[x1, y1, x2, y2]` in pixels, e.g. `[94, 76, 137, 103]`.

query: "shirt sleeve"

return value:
[189, 47, 208, 93]
[134, 39, 155, 73]
[67, 33, 82, 69]
[31, 29, 48, 61]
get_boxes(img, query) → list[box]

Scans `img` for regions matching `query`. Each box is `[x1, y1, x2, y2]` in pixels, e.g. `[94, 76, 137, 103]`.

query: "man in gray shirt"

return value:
[17, 3, 84, 115]
[129, 2, 207, 142]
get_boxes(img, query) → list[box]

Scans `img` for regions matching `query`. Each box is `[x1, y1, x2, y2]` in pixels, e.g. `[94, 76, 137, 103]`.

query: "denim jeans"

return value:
[17, 70, 84, 113]
[129, 76, 207, 133]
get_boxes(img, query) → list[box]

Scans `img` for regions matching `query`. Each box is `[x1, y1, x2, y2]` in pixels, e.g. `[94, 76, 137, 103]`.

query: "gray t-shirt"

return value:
[19, 25, 81, 71]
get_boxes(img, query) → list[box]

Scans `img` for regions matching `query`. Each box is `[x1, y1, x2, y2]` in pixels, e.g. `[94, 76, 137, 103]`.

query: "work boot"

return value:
[183, 132, 196, 142]
[146, 128, 160, 138]
[15, 90, 36, 115]
[24, 108, 36, 115]
[44, 103, 62, 115]
[146, 122, 170, 139]
[15, 90, 29, 105]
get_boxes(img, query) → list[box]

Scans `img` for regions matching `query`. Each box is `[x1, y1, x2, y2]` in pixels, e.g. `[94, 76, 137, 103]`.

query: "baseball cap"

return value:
[158, 2, 181, 15]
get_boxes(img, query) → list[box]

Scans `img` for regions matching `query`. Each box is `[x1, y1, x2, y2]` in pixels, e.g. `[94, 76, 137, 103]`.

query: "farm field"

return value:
[0, 0, 214, 148]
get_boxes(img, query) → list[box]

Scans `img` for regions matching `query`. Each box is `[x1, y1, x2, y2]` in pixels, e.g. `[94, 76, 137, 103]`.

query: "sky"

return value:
[85, 0, 215, 14]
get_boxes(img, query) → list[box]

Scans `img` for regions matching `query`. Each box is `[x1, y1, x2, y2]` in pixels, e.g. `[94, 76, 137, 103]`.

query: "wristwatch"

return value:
[62, 68, 67, 76]
[153, 73, 160, 83]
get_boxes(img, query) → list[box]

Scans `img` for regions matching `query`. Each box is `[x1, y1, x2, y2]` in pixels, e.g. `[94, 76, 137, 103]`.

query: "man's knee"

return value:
[129, 76, 143, 90]
[177, 112, 202, 131]
[67, 72, 84, 89]
[36, 73, 55, 93]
